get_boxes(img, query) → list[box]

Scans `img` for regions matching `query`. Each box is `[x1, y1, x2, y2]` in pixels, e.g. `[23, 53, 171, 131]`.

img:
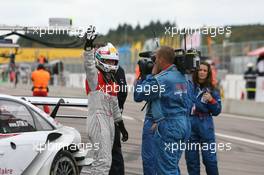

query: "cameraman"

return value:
[134, 46, 189, 175]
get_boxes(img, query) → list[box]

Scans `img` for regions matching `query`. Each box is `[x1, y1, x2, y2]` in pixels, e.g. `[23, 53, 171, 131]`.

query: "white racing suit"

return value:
[82, 50, 122, 175]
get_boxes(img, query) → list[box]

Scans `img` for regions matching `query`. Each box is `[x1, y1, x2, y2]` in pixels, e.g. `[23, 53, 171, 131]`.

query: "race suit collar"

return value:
[162, 64, 173, 71]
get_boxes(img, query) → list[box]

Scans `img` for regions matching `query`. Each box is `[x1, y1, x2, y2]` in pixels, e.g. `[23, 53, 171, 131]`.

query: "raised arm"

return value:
[83, 26, 98, 91]
[83, 50, 98, 91]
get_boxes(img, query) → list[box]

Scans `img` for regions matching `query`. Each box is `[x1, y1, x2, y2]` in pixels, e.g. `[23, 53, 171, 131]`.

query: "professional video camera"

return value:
[137, 51, 155, 77]
[138, 48, 201, 77]
[137, 30, 201, 78]
[174, 48, 201, 73]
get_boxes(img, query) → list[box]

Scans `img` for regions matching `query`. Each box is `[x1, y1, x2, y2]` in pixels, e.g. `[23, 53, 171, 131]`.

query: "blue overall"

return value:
[185, 84, 222, 175]
[140, 103, 157, 175]
[134, 82, 164, 175]
[134, 65, 189, 175]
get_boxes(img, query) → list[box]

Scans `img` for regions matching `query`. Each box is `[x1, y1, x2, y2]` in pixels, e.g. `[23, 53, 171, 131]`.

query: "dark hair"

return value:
[193, 61, 215, 89]
[37, 64, 45, 70]
[156, 46, 175, 64]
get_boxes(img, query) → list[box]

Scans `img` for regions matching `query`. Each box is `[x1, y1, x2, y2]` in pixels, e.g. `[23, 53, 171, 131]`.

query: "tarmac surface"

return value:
[1, 83, 264, 175]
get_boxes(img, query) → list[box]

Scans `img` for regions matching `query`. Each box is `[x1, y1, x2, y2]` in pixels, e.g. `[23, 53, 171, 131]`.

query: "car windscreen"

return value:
[0, 100, 36, 133]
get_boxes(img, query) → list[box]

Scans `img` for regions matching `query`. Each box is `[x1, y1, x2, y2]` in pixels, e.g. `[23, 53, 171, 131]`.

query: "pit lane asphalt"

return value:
[1, 84, 264, 175]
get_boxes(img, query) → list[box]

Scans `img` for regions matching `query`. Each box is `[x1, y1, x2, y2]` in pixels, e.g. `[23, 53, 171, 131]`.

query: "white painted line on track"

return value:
[123, 114, 264, 146]
[221, 113, 264, 122]
[216, 133, 264, 146]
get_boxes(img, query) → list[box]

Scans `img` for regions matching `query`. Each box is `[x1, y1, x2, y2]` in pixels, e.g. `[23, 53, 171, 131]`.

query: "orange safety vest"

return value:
[31, 69, 50, 92]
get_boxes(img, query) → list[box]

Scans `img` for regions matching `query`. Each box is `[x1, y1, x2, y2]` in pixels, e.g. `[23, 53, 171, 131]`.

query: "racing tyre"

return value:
[50, 150, 79, 175]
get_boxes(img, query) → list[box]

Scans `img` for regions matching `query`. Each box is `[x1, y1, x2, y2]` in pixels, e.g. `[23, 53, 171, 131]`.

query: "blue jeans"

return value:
[185, 116, 219, 175]
[142, 118, 156, 175]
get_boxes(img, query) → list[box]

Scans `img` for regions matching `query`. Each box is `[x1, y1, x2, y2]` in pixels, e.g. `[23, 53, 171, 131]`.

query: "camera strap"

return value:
[141, 102, 148, 111]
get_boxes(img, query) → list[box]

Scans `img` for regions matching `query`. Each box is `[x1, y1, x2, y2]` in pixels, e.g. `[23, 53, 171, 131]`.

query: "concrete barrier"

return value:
[222, 99, 264, 118]
[221, 74, 245, 100]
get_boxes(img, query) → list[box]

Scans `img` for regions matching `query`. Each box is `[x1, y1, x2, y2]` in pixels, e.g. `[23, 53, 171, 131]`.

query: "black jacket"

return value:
[114, 66, 128, 110]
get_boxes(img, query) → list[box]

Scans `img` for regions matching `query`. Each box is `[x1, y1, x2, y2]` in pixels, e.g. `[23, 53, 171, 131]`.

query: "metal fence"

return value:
[60, 40, 264, 75]
[200, 40, 264, 74]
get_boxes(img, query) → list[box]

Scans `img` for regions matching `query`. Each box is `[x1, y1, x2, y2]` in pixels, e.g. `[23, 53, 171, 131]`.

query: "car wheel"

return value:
[50, 150, 79, 175]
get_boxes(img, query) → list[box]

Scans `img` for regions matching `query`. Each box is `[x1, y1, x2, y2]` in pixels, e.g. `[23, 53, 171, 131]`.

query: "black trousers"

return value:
[109, 123, 125, 175]
[247, 91, 255, 100]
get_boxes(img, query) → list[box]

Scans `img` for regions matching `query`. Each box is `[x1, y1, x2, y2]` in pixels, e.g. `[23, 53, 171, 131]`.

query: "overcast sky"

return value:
[0, 0, 263, 34]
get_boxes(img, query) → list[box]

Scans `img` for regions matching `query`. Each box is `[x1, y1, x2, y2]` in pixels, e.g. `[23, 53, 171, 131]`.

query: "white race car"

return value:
[0, 94, 92, 175]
